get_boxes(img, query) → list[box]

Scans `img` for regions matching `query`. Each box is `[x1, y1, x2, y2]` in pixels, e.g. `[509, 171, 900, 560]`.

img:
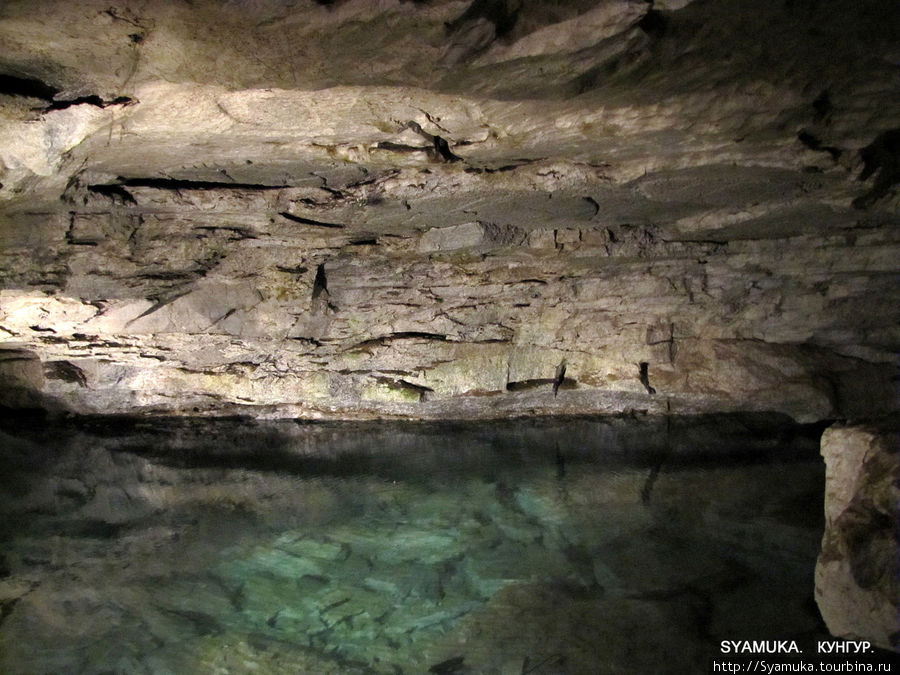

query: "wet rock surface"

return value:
[0, 413, 831, 673]
[0, 0, 898, 664]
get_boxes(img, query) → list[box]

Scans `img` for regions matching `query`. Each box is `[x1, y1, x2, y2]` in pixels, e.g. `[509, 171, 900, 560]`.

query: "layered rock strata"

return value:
[0, 0, 897, 421]
[0, 0, 899, 657]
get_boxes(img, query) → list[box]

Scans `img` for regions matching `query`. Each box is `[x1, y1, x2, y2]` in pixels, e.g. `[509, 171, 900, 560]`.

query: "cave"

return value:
[0, 0, 897, 672]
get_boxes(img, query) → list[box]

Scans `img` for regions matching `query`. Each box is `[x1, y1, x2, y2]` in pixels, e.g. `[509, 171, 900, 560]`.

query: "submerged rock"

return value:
[0, 414, 836, 673]
[0, 0, 897, 665]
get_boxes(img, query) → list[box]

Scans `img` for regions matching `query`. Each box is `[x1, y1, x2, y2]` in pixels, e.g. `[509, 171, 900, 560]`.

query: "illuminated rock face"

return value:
[0, 0, 897, 420]
[0, 0, 899, 657]
[815, 422, 900, 652]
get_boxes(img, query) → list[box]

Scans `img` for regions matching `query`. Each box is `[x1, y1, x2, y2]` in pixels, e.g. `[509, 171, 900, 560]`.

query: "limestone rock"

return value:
[815, 420, 900, 652]
[0, 0, 897, 421]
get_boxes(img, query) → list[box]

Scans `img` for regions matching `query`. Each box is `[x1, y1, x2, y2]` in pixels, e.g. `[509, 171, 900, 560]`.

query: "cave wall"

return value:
[1, 0, 899, 656]
[816, 421, 899, 652]
[0, 0, 897, 422]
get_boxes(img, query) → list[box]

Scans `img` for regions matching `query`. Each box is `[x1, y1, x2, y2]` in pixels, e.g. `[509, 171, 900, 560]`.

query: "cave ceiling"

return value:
[0, 0, 897, 420]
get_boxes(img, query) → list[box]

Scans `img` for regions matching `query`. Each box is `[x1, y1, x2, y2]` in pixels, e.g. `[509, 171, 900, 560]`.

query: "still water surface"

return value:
[0, 414, 828, 674]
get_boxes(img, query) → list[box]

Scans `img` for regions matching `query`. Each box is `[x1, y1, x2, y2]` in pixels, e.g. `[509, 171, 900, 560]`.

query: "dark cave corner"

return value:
[853, 128, 900, 209]
[0, 72, 133, 111]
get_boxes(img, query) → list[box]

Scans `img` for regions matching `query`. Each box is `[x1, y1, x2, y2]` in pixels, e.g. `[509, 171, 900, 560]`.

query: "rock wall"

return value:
[0, 0, 898, 655]
[0, 0, 898, 420]
[815, 420, 900, 652]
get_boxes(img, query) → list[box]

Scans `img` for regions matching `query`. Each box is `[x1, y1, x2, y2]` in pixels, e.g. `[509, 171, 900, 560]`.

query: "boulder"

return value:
[815, 420, 900, 652]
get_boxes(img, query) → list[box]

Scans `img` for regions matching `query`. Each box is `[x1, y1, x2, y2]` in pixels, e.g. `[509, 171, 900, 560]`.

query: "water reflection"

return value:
[0, 413, 828, 673]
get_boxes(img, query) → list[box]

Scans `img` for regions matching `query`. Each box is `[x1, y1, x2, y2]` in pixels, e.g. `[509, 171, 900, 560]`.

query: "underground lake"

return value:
[0, 412, 845, 674]
[0, 0, 898, 671]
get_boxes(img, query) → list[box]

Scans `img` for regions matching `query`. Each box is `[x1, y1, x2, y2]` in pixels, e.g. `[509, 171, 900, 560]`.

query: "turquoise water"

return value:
[0, 414, 828, 673]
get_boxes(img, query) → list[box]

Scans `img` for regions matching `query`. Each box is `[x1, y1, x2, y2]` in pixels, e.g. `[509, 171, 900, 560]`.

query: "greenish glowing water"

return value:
[0, 415, 828, 673]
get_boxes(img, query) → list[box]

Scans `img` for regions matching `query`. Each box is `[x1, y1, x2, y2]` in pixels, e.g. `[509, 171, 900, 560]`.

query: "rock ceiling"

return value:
[0, 0, 897, 420]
